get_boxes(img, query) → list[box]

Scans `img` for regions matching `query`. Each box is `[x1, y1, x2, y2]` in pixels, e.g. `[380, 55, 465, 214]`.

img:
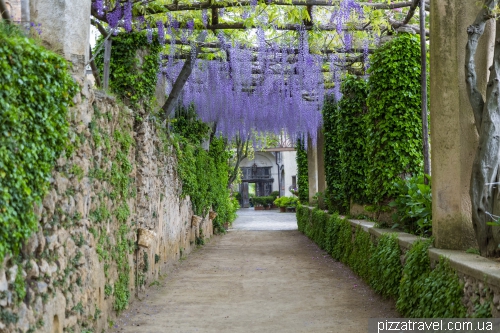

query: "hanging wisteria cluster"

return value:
[160, 26, 326, 144]
[92, 0, 372, 142]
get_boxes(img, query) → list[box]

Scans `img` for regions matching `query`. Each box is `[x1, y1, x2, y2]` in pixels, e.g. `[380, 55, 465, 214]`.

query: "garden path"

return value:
[111, 209, 399, 333]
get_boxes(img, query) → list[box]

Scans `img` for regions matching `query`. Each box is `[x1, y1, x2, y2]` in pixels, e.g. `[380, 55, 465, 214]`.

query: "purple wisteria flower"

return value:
[124, 0, 133, 32]
[93, 0, 104, 16]
[161, 31, 325, 145]
[202, 9, 208, 27]
[157, 20, 165, 45]
[106, 2, 122, 29]
[146, 22, 153, 43]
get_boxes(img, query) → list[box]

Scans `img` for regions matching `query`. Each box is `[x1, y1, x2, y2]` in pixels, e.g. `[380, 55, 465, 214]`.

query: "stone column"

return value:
[307, 135, 318, 205]
[317, 129, 326, 194]
[30, 0, 91, 76]
[430, 0, 494, 249]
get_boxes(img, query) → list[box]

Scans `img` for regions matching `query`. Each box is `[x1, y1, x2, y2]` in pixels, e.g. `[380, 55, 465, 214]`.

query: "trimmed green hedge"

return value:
[296, 205, 474, 318]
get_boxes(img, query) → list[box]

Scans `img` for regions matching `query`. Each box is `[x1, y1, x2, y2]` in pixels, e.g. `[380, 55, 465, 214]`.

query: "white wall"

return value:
[282, 151, 297, 197]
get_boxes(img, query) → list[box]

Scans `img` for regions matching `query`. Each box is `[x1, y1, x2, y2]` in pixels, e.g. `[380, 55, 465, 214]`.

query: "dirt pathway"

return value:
[111, 210, 399, 333]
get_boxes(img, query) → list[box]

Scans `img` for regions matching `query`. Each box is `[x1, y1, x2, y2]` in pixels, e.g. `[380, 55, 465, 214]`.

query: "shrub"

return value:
[369, 233, 402, 298]
[389, 174, 432, 236]
[274, 196, 298, 208]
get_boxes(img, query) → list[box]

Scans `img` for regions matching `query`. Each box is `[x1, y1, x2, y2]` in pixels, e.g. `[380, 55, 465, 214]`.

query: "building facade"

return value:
[238, 150, 297, 208]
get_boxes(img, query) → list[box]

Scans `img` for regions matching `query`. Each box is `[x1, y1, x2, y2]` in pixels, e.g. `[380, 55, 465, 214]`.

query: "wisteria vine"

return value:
[92, 0, 369, 143]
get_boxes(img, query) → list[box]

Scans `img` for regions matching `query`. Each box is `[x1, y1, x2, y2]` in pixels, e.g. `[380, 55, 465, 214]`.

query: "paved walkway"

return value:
[111, 209, 398, 333]
[231, 208, 298, 230]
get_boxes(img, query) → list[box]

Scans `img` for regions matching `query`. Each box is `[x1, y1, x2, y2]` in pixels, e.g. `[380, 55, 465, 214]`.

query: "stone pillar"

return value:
[430, 0, 494, 249]
[307, 135, 318, 205]
[30, 0, 91, 76]
[317, 129, 326, 194]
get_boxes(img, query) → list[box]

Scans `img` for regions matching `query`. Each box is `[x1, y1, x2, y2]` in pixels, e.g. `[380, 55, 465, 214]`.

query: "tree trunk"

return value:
[466, 1, 500, 256]
[162, 32, 207, 119]
[419, 0, 430, 181]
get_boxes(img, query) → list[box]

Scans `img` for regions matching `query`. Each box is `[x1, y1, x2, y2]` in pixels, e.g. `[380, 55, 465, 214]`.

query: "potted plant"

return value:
[286, 196, 299, 212]
[274, 196, 288, 212]
[253, 196, 265, 210]
[274, 196, 298, 212]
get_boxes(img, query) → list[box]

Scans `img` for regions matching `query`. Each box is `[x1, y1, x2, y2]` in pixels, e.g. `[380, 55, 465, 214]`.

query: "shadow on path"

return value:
[111, 209, 399, 333]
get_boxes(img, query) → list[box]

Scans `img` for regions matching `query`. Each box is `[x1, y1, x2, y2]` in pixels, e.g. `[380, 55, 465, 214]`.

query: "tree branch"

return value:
[162, 33, 207, 118]
[390, 0, 419, 29]
[91, 18, 109, 38]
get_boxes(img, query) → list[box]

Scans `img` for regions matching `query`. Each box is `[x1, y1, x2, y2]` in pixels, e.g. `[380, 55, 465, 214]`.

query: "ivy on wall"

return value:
[296, 136, 309, 204]
[337, 75, 369, 206]
[0, 23, 78, 262]
[173, 107, 238, 233]
[365, 33, 424, 203]
[94, 32, 162, 110]
[322, 99, 347, 213]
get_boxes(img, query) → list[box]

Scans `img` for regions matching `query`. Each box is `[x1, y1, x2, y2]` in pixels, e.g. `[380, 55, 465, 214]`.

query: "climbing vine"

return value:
[173, 107, 237, 233]
[295, 136, 309, 204]
[322, 99, 347, 213]
[0, 23, 79, 262]
[94, 31, 162, 110]
[337, 75, 369, 206]
[365, 33, 424, 203]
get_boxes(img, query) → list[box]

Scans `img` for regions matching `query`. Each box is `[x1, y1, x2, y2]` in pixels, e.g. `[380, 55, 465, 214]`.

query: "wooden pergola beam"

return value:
[142, 0, 421, 14]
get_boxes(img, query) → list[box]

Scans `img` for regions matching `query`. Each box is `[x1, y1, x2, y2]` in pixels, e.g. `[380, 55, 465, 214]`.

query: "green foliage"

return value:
[389, 174, 432, 236]
[173, 109, 236, 233]
[323, 98, 346, 213]
[14, 265, 26, 304]
[273, 196, 299, 208]
[397, 238, 432, 316]
[347, 226, 372, 281]
[337, 76, 369, 206]
[296, 137, 309, 203]
[417, 258, 466, 318]
[0, 308, 18, 325]
[366, 33, 424, 203]
[332, 218, 353, 262]
[369, 233, 402, 298]
[400, 240, 467, 317]
[94, 32, 162, 110]
[172, 105, 210, 145]
[302, 206, 470, 317]
[252, 196, 274, 207]
[296, 204, 310, 233]
[323, 213, 340, 255]
[310, 208, 328, 249]
[0, 23, 79, 262]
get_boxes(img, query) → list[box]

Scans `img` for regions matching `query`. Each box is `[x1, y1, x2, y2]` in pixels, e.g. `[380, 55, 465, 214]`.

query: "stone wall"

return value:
[0, 79, 212, 333]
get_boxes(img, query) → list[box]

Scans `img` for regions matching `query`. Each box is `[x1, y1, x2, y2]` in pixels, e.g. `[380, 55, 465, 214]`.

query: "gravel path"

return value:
[111, 209, 399, 333]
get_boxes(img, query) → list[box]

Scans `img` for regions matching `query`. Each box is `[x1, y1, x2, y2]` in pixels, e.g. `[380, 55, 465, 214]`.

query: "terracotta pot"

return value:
[280, 207, 286, 213]
[254, 206, 264, 211]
